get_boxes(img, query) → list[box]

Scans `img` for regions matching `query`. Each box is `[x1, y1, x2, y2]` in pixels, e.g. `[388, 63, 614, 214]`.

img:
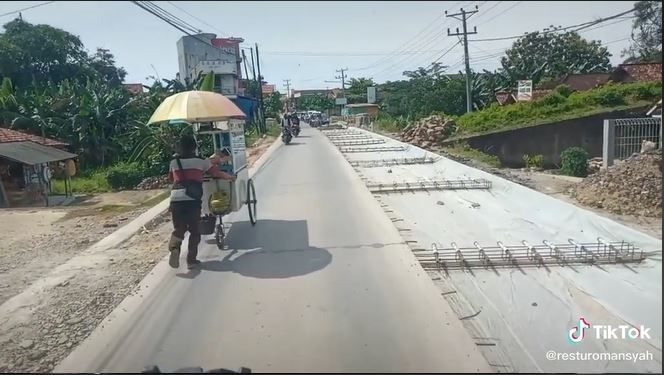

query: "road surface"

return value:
[56, 124, 490, 373]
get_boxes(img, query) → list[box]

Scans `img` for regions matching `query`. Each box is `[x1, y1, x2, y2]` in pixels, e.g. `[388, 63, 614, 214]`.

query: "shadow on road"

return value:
[178, 219, 332, 280]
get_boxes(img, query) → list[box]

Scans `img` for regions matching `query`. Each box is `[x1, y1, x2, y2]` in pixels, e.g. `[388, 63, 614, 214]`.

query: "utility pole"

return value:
[255, 43, 266, 133]
[283, 79, 291, 112]
[335, 68, 348, 98]
[446, 5, 478, 113]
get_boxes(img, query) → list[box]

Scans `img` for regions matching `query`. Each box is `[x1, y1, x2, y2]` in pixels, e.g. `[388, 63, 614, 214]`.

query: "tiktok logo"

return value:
[568, 317, 591, 344]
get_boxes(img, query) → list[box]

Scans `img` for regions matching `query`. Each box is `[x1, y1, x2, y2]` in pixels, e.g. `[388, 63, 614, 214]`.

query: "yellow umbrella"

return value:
[147, 90, 246, 125]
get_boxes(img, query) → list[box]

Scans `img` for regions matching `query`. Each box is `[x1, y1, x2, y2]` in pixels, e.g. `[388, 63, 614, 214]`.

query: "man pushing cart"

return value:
[147, 90, 259, 269]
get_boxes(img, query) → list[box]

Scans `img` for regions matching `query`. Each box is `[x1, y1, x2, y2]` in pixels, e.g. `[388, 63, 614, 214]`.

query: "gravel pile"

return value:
[572, 150, 662, 217]
[136, 175, 170, 190]
[400, 115, 456, 149]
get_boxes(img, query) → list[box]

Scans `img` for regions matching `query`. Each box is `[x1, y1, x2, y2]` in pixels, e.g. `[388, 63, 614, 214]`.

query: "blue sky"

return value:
[0, 1, 638, 91]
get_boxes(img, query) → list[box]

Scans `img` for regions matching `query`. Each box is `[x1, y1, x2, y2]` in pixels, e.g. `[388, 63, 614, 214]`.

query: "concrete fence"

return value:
[602, 117, 662, 168]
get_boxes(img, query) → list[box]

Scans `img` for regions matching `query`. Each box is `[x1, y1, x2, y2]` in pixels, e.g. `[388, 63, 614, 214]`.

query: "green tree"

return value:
[0, 18, 90, 87]
[500, 29, 612, 85]
[623, 1, 662, 62]
[88, 48, 127, 86]
[264, 91, 282, 118]
[295, 93, 334, 112]
[346, 77, 376, 104]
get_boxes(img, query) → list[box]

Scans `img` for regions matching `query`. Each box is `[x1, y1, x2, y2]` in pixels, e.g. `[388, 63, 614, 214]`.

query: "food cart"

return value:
[147, 90, 258, 249]
[195, 119, 257, 248]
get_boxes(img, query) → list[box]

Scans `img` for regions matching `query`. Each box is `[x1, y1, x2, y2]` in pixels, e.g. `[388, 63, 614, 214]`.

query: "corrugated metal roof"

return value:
[0, 141, 77, 165]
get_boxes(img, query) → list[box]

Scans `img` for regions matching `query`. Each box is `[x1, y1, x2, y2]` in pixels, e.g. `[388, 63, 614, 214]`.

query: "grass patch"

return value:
[51, 170, 111, 194]
[266, 124, 281, 137]
[441, 142, 502, 168]
[245, 124, 281, 147]
[63, 190, 169, 220]
[372, 114, 409, 134]
[455, 81, 662, 136]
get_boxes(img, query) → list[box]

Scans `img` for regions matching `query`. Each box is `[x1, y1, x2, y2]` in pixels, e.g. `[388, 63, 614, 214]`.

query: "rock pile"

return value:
[400, 115, 456, 149]
[572, 150, 662, 217]
[587, 157, 603, 174]
[136, 175, 170, 190]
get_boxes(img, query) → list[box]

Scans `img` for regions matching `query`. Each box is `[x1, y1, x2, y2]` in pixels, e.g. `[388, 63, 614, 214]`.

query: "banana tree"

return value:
[199, 71, 215, 91]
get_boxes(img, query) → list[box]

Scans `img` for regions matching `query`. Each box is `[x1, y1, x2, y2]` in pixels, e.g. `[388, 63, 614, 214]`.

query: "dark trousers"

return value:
[169, 200, 202, 262]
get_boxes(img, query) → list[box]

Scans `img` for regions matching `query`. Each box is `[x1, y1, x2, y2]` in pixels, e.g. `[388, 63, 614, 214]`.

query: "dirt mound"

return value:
[136, 175, 170, 190]
[572, 150, 662, 217]
[400, 115, 456, 149]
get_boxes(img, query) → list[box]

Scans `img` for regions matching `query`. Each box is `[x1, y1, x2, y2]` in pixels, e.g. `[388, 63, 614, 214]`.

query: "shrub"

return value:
[540, 91, 567, 107]
[560, 147, 589, 177]
[523, 154, 544, 169]
[106, 162, 153, 190]
[591, 87, 626, 106]
[553, 84, 574, 98]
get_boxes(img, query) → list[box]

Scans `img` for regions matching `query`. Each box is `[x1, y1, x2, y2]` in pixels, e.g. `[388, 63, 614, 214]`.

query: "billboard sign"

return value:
[335, 97, 348, 105]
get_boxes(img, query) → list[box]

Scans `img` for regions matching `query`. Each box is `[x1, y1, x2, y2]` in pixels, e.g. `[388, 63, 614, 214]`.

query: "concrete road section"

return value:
[56, 124, 490, 373]
[327, 126, 662, 373]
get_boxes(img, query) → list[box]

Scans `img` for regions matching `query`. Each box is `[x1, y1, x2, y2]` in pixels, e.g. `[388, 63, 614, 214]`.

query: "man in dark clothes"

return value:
[168, 135, 235, 269]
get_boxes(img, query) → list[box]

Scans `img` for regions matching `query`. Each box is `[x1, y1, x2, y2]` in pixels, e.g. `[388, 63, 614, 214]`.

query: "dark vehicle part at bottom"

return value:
[142, 365, 251, 373]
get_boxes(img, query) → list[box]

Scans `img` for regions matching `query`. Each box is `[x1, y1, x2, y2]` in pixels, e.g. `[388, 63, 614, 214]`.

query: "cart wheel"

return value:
[246, 178, 257, 226]
[215, 216, 225, 249]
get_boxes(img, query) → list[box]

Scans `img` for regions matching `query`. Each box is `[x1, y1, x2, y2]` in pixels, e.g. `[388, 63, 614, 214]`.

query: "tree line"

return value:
[347, 1, 661, 120]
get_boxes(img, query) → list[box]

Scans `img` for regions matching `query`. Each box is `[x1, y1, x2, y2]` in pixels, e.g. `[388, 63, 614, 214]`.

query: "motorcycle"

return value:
[281, 123, 293, 144]
[291, 118, 301, 137]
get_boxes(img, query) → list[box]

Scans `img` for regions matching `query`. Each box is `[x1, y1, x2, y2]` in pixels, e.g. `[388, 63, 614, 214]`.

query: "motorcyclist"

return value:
[290, 113, 301, 136]
[281, 113, 291, 129]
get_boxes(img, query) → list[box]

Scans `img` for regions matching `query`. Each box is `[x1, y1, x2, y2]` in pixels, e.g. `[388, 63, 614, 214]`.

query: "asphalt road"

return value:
[56, 125, 490, 373]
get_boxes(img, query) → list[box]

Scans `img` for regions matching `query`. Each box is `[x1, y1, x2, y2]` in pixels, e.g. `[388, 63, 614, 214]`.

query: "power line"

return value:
[350, 0, 467, 72]
[371, 30, 449, 77]
[469, 7, 637, 42]
[573, 15, 635, 33]
[0, 1, 55, 18]
[132, 0, 236, 58]
[372, 1, 488, 80]
[260, 49, 450, 56]
[480, 1, 522, 24]
[141, 1, 202, 34]
[166, 1, 225, 36]
[429, 40, 463, 66]
[132, 1, 200, 36]
[471, 1, 504, 25]
[350, 14, 447, 71]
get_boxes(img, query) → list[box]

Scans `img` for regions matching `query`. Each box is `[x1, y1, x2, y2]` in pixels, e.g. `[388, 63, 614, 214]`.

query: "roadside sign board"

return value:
[367, 87, 377, 103]
[517, 80, 533, 101]
[335, 97, 347, 105]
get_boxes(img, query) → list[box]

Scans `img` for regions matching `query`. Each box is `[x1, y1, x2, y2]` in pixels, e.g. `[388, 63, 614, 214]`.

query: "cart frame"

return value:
[194, 120, 258, 249]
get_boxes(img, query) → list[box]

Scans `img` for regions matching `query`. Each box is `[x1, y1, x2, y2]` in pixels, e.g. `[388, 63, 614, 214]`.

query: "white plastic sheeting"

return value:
[327, 128, 663, 373]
